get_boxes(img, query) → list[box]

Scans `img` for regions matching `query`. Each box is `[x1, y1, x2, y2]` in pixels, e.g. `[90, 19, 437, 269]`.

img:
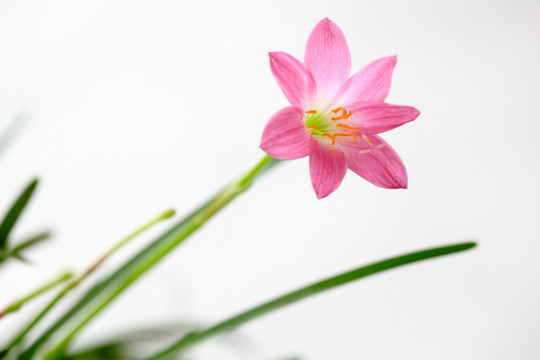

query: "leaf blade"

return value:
[0, 178, 39, 250]
[8, 231, 51, 259]
[15, 156, 280, 360]
[146, 242, 477, 359]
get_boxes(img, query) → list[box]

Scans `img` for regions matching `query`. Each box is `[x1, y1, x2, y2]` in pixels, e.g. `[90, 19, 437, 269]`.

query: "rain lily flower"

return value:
[260, 18, 420, 198]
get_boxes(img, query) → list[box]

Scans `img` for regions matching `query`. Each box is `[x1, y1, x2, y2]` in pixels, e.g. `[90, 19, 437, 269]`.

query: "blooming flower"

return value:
[260, 18, 420, 199]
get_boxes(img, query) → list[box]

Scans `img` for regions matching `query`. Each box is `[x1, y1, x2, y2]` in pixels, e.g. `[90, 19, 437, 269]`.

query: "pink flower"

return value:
[260, 18, 420, 199]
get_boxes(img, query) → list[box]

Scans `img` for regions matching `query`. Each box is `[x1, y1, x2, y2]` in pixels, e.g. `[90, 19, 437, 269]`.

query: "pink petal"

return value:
[349, 102, 420, 134]
[260, 107, 310, 160]
[344, 135, 407, 189]
[304, 18, 351, 97]
[335, 55, 397, 106]
[309, 136, 347, 199]
[269, 51, 316, 109]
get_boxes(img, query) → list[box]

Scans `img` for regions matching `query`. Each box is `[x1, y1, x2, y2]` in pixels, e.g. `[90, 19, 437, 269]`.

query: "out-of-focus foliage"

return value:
[0, 117, 50, 266]
[0, 115, 476, 360]
[0, 178, 50, 266]
[60, 323, 199, 360]
[146, 242, 477, 359]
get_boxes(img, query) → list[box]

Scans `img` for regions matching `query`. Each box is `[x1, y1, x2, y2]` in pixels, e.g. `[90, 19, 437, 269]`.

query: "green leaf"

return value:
[9, 252, 30, 263]
[0, 178, 39, 250]
[16, 156, 280, 360]
[145, 242, 477, 359]
[3, 210, 176, 356]
[0, 271, 72, 319]
[8, 231, 51, 261]
[60, 323, 199, 360]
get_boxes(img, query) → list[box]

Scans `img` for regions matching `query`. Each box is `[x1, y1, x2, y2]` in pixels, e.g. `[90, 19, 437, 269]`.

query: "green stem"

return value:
[145, 242, 477, 359]
[5, 208, 175, 353]
[0, 271, 72, 319]
[18, 155, 279, 360]
[73, 208, 176, 287]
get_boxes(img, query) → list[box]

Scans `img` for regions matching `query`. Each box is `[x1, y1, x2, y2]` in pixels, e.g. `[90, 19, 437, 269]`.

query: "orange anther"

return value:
[321, 133, 336, 145]
[336, 124, 359, 130]
[305, 110, 317, 114]
[331, 107, 352, 120]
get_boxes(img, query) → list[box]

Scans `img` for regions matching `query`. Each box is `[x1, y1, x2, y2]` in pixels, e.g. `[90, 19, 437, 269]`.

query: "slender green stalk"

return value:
[6, 208, 175, 353]
[17, 155, 279, 360]
[0, 271, 72, 318]
[145, 242, 477, 359]
[72, 208, 176, 288]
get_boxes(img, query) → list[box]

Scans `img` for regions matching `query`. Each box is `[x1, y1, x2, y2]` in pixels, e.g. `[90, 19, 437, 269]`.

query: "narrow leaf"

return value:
[145, 242, 477, 359]
[16, 156, 280, 360]
[0, 271, 72, 319]
[62, 323, 198, 360]
[9, 252, 30, 263]
[8, 231, 51, 260]
[4, 209, 176, 356]
[0, 178, 39, 250]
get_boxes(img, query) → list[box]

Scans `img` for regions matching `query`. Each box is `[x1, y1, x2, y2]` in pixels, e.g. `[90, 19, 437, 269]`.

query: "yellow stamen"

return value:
[331, 107, 352, 120]
[321, 133, 336, 145]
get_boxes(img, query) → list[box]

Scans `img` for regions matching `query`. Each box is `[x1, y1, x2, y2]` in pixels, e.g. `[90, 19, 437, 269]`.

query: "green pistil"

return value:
[305, 111, 332, 137]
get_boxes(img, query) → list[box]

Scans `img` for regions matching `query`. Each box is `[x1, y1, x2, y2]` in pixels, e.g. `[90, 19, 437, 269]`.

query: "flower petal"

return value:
[309, 136, 347, 199]
[269, 51, 316, 108]
[344, 135, 407, 189]
[349, 102, 420, 134]
[304, 18, 351, 98]
[335, 55, 397, 106]
[260, 107, 310, 159]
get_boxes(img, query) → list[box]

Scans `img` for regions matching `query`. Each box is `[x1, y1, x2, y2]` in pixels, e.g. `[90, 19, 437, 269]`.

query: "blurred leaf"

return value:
[60, 323, 199, 360]
[3, 210, 177, 356]
[0, 112, 27, 159]
[60, 344, 122, 360]
[9, 252, 30, 263]
[7, 231, 51, 261]
[0, 178, 39, 250]
[18, 156, 280, 360]
[0, 271, 72, 319]
[146, 242, 477, 359]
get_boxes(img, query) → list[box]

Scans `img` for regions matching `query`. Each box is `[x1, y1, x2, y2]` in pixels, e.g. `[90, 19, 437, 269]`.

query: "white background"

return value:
[0, 0, 539, 359]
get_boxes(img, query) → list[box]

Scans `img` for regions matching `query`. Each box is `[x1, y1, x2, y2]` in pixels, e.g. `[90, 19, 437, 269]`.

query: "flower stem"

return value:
[18, 155, 280, 360]
[72, 208, 176, 288]
[5, 208, 175, 353]
[0, 271, 72, 319]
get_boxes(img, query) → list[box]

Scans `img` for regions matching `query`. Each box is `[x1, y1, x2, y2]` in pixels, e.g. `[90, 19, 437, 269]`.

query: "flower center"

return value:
[304, 107, 365, 146]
